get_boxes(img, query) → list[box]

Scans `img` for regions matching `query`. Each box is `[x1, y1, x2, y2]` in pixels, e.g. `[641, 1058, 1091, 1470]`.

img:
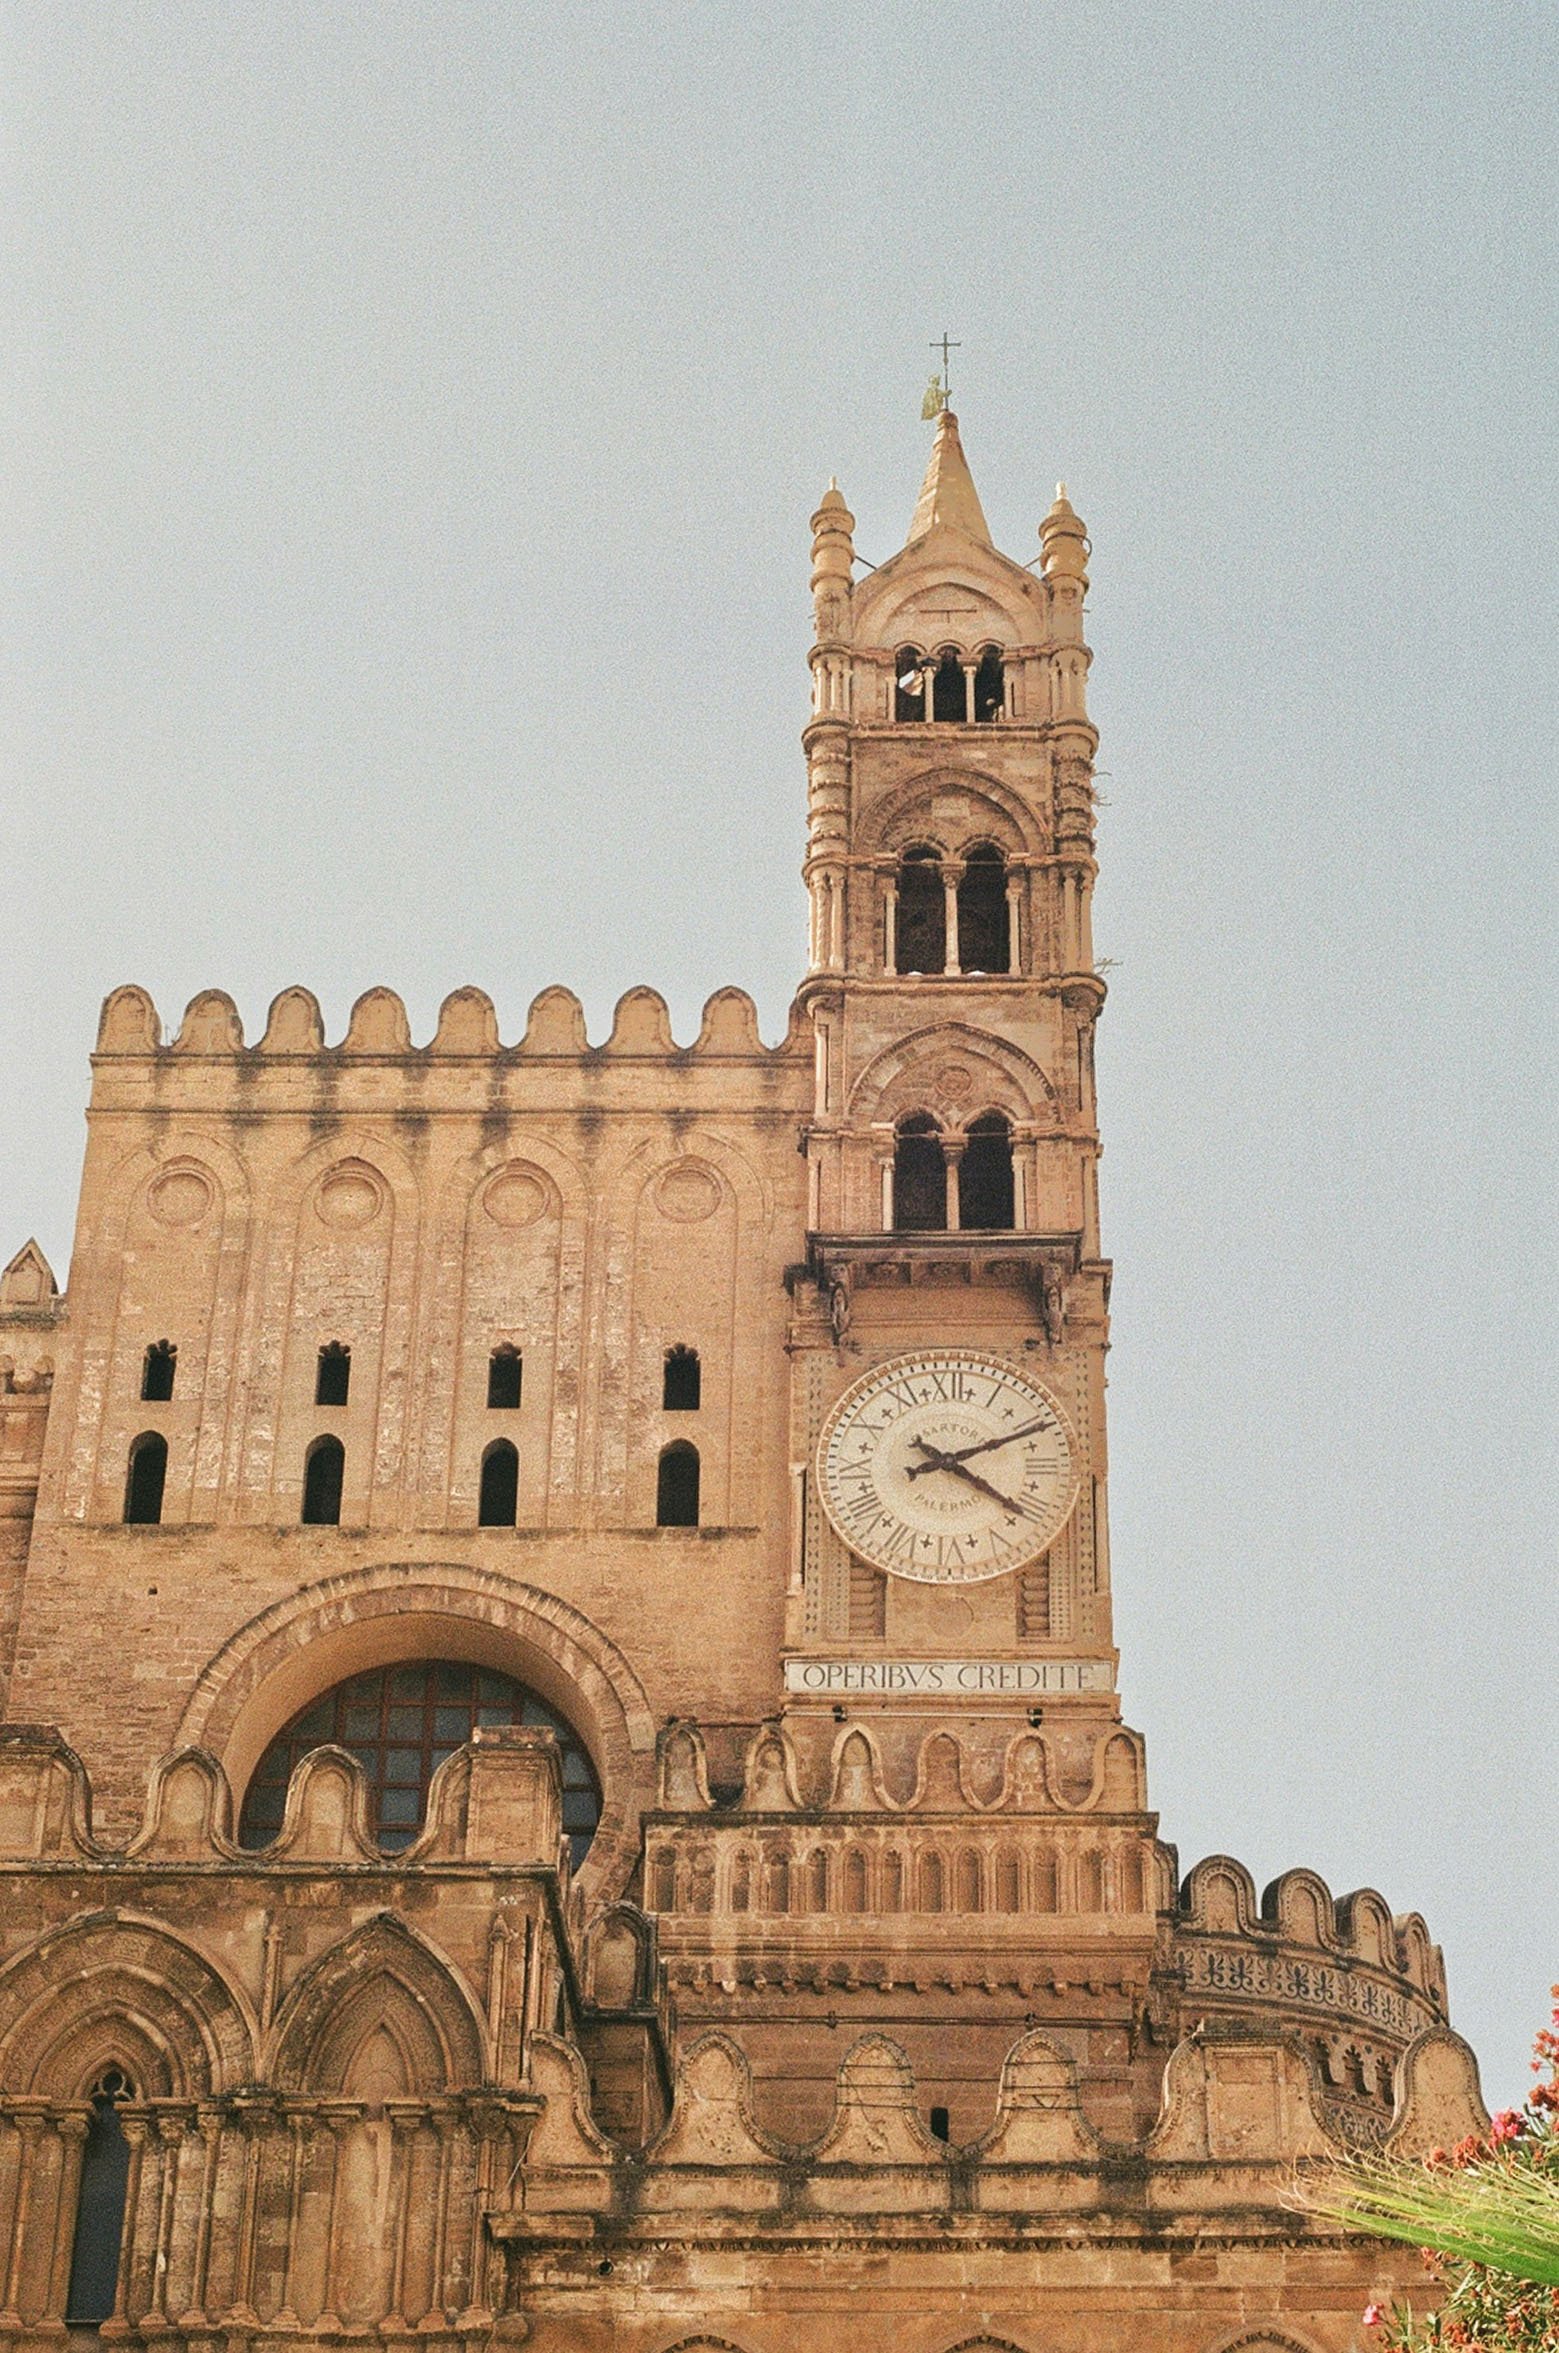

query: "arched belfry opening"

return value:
[974, 644, 1005, 722]
[958, 843, 1010, 973]
[959, 1111, 1016, 1230]
[893, 646, 925, 721]
[895, 846, 946, 974]
[893, 1114, 947, 1232]
[932, 649, 967, 722]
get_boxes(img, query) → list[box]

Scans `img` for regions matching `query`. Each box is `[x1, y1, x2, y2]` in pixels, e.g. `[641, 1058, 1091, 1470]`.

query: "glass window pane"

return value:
[293, 1704, 331, 1740]
[388, 1667, 422, 1699]
[429, 1746, 459, 1772]
[562, 1755, 594, 1788]
[475, 1704, 512, 1728]
[477, 1672, 509, 1703]
[431, 1663, 467, 1700]
[348, 1746, 377, 1775]
[379, 1788, 420, 1825]
[432, 1707, 468, 1742]
[561, 1792, 598, 1829]
[384, 1749, 421, 1781]
[379, 1825, 415, 1852]
[342, 1704, 378, 1738]
[385, 1706, 422, 1739]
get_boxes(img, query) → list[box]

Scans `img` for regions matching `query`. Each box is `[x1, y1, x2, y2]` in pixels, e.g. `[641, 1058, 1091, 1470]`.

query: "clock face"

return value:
[816, 1349, 1080, 1585]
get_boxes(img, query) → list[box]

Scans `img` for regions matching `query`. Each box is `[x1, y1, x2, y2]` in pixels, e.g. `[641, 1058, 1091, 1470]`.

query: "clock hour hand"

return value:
[908, 1437, 1037, 1518]
[905, 1415, 1052, 1477]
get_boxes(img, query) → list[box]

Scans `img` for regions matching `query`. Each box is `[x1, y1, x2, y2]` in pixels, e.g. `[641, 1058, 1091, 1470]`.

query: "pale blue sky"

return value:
[5, 2, 1556, 2103]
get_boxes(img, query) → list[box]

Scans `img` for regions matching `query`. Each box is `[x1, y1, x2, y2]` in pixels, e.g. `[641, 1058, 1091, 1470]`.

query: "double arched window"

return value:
[888, 842, 1014, 975]
[891, 1111, 1016, 1233]
[893, 644, 1006, 724]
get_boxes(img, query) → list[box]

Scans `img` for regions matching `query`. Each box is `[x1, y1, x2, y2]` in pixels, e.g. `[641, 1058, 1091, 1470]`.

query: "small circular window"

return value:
[238, 1660, 602, 1866]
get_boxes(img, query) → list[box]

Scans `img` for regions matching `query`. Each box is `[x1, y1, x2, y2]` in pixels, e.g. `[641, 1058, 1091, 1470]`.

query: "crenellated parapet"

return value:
[1171, 1852, 1451, 2140]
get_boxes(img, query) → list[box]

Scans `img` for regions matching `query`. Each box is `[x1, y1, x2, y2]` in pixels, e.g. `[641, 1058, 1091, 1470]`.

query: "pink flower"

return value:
[1362, 2303, 1385, 2329]
[1489, 2108, 1523, 2144]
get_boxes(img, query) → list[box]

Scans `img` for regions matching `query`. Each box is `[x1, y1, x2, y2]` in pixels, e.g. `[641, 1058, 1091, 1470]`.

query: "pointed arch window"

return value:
[656, 1441, 700, 1527]
[478, 1439, 519, 1527]
[301, 1434, 344, 1526]
[892, 1114, 947, 1232]
[959, 1111, 1016, 1230]
[315, 1341, 351, 1407]
[65, 2069, 134, 2325]
[893, 646, 925, 721]
[662, 1345, 701, 1411]
[123, 1431, 167, 1524]
[140, 1340, 176, 1401]
[958, 842, 1010, 974]
[487, 1344, 522, 1409]
[974, 645, 1005, 722]
[932, 649, 967, 721]
[894, 845, 946, 974]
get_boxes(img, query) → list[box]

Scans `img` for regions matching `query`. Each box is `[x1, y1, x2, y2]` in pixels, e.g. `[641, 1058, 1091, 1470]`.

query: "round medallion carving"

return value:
[147, 1166, 214, 1229]
[315, 1165, 384, 1230]
[655, 1159, 722, 1222]
[934, 1062, 975, 1100]
[483, 1166, 551, 1228]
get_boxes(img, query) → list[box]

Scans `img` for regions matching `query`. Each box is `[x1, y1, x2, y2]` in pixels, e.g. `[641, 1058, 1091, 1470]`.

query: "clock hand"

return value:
[908, 1438, 1038, 1518]
[905, 1415, 1053, 1477]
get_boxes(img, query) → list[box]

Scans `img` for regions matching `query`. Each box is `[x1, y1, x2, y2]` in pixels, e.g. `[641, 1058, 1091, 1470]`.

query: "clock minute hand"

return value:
[905, 1415, 1052, 1477]
[908, 1438, 1037, 1518]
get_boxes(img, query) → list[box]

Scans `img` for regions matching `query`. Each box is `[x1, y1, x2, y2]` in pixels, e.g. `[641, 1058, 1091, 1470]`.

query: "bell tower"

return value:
[789, 409, 1118, 1728]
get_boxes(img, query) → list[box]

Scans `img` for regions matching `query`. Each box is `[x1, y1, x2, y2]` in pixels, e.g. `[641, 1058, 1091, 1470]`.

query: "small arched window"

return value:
[974, 645, 1005, 722]
[65, 2069, 134, 2326]
[893, 1114, 947, 1232]
[662, 1345, 701, 1411]
[487, 1344, 522, 1409]
[895, 845, 946, 974]
[478, 1439, 519, 1527]
[958, 842, 1010, 974]
[959, 1111, 1015, 1230]
[123, 1431, 167, 1525]
[893, 645, 925, 721]
[301, 1434, 345, 1526]
[656, 1442, 700, 1527]
[140, 1340, 176, 1402]
[315, 1342, 351, 1407]
[932, 648, 967, 722]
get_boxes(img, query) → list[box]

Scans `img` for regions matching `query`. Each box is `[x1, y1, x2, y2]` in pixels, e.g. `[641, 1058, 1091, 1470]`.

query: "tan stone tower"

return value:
[0, 409, 1487, 2353]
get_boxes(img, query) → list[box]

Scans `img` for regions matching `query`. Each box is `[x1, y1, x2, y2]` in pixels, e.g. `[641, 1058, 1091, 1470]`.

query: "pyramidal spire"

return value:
[907, 407, 991, 545]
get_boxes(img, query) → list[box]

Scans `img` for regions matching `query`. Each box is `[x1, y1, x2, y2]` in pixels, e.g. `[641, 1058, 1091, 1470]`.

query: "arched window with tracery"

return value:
[894, 845, 945, 974]
[478, 1438, 519, 1526]
[301, 1434, 344, 1525]
[958, 1111, 1016, 1230]
[656, 1441, 700, 1527]
[65, 2068, 133, 2326]
[238, 1660, 602, 1865]
[957, 842, 1010, 973]
[974, 644, 1005, 722]
[893, 645, 925, 721]
[893, 1114, 947, 1232]
[123, 1431, 167, 1524]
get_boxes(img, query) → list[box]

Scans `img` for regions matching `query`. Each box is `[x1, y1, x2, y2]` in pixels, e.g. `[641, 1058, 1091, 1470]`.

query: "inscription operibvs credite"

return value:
[816, 1349, 1081, 1585]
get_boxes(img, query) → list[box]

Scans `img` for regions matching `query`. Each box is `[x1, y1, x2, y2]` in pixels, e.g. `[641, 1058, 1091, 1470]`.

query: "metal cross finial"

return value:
[930, 332, 961, 396]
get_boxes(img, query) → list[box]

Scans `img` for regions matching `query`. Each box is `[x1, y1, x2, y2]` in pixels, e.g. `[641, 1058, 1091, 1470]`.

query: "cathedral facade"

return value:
[0, 414, 1484, 2352]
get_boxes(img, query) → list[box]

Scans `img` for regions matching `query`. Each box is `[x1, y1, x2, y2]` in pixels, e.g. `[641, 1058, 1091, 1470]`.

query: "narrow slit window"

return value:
[656, 1442, 700, 1527]
[315, 1342, 351, 1407]
[123, 1431, 167, 1525]
[957, 842, 1009, 974]
[487, 1344, 522, 1409]
[959, 1112, 1016, 1230]
[478, 1439, 519, 1526]
[929, 2104, 951, 2143]
[895, 845, 945, 974]
[140, 1340, 176, 1402]
[662, 1345, 701, 1411]
[893, 1114, 947, 1232]
[301, 1434, 345, 1526]
[65, 2069, 134, 2326]
[893, 645, 924, 721]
